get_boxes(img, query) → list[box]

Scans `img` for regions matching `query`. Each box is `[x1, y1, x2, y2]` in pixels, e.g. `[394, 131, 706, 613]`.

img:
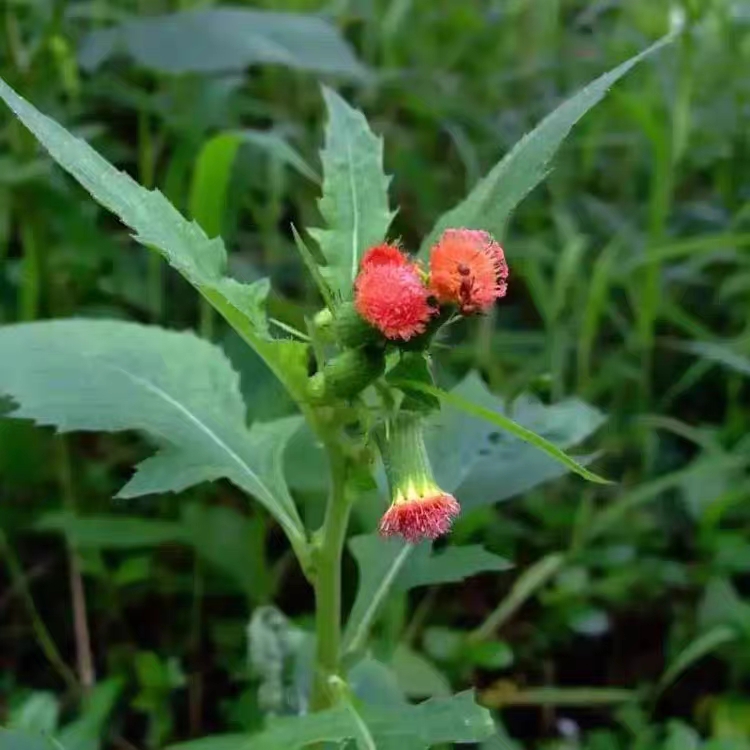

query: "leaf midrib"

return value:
[344, 125, 361, 283]
[107, 362, 292, 524]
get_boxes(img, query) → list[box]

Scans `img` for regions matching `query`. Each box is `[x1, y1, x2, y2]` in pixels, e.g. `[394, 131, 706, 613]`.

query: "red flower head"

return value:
[361, 243, 410, 269]
[355, 249, 435, 341]
[379, 485, 460, 544]
[376, 414, 461, 544]
[429, 228, 508, 314]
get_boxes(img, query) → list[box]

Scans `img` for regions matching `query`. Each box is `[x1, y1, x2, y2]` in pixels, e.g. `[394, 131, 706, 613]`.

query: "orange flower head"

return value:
[376, 414, 461, 544]
[355, 262, 435, 341]
[361, 243, 410, 269]
[429, 228, 508, 314]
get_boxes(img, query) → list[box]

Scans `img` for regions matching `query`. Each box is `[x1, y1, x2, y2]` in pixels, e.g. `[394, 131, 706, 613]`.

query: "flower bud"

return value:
[332, 302, 381, 349]
[307, 346, 385, 402]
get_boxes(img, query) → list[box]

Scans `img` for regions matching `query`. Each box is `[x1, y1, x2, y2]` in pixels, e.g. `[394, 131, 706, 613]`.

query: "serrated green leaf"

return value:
[397, 377, 608, 485]
[0, 77, 309, 407]
[425, 373, 606, 507]
[309, 87, 395, 301]
[420, 33, 675, 253]
[78, 8, 367, 78]
[397, 543, 512, 589]
[0, 319, 305, 551]
[343, 536, 510, 655]
[166, 691, 493, 750]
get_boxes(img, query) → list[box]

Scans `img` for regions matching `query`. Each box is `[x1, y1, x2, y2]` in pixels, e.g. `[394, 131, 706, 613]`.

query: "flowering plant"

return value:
[0, 31, 670, 749]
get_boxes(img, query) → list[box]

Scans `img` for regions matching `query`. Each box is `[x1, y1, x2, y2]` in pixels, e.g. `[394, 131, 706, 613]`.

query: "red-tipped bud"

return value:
[429, 228, 508, 314]
[375, 414, 460, 544]
[355, 261, 435, 342]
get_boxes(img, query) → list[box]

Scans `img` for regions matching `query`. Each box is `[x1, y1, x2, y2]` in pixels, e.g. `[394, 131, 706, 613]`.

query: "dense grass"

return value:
[1, 1, 749, 749]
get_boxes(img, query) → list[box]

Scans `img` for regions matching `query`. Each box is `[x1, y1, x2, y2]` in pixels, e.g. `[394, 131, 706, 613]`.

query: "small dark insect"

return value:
[458, 273, 477, 312]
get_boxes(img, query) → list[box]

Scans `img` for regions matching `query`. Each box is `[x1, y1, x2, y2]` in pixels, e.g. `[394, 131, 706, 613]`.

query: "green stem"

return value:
[19, 218, 41, 321]
[311, 448, 351, 710]
[0, 526, 79, 690]
[56, 437, 95, 689]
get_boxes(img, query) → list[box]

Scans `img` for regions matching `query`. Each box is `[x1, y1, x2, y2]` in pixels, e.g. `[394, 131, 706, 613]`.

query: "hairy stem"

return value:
[311, 447, 351, 710]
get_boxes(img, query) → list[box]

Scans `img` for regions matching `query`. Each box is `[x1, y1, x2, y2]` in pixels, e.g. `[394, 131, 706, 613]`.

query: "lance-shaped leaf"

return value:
[0, 77, 309, 407]
[166, 691, 493, 750]
[309, 87, 395, 301]
[420, 32, 675, 253]
[396, 378, 608, 485]
[0, 320, 306, 551]
[424, 373, 607, 507]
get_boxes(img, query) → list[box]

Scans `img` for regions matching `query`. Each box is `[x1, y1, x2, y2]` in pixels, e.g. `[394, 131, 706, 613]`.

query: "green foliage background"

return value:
[1, 1, 749, 749]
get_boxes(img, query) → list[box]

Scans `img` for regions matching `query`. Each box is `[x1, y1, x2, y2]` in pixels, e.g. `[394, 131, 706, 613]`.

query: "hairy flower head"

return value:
[379, 482, 460, 543]
[376, 414, 460, 543]
[360, 243, 410, 269]
[355, 259, 435, 341]
[429, 228, 508, 314]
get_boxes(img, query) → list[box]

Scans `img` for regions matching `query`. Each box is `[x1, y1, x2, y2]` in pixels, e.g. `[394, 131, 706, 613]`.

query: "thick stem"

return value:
[311, 449, 351, 710]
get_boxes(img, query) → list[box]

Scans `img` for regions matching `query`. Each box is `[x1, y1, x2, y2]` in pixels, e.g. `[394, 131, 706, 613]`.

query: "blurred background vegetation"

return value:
[1, 1, 749, 748]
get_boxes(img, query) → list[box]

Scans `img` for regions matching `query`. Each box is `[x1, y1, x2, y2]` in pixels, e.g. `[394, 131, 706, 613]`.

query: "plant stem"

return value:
[19, 217, 41, 321]
[0, 526, 79, 691]
[311, 447, 351, 710]
[57, 437, 95, 690]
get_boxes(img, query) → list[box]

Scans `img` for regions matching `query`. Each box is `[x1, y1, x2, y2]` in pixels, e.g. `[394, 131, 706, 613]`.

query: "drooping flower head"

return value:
[429, 228, 508, 314]
[376, 414, 460, 543]
[355, 246, 435, 341]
